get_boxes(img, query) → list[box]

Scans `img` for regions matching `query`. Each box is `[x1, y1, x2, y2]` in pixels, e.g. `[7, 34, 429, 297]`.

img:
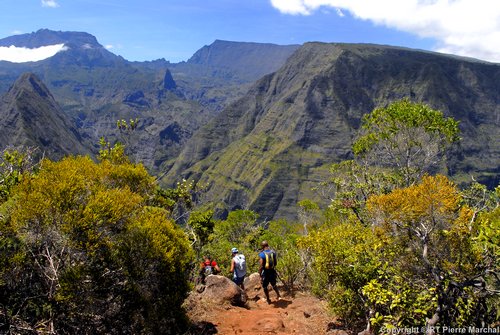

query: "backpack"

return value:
[234, 254, 246, 274]
[204, 265, 213, 276]
[264, 250, 276, 270]
[203, 260, 215, 275]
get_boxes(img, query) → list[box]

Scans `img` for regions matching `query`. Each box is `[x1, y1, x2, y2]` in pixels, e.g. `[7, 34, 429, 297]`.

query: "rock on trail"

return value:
[185, 273, 342, 335]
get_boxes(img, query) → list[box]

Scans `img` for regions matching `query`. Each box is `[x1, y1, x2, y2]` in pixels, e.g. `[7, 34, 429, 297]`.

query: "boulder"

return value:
[244, 272, 262, 300]
[202, 275, 247, 306]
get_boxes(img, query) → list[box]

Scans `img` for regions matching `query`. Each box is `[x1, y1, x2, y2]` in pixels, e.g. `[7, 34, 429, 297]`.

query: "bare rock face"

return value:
[244, 272, 263, 300]
[202, 275, 247, 306]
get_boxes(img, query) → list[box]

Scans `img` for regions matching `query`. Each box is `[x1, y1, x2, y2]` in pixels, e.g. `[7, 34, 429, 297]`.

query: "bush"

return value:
[0, 156, 193, 334]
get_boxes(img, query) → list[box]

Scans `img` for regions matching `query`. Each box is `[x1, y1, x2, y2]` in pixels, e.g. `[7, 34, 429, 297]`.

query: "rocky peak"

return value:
[0, 72, 88, 158]
[7, 72, 54, 101]
[163, 69, 177, 90]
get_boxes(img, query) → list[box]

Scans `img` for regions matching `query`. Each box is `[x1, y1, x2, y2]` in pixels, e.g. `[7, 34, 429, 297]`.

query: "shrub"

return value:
[0, 156, 193, 334]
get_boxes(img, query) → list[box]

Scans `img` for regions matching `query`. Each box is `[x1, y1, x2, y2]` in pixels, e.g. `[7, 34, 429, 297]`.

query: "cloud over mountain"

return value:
[270, 0, 500, 63]
[0, 44, 66, 63]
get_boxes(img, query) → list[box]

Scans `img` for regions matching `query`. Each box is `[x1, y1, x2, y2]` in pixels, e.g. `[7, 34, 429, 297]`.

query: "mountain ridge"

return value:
[162, 42, 500, 220]
[0, 30, 498, 221]
[0, 29, 102, 49]
[0, 72, 89, 158]
[0, 30, 300, 172]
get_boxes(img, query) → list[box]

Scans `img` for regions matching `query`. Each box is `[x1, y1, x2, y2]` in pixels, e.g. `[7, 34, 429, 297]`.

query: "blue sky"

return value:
[0, 0, 498, 63]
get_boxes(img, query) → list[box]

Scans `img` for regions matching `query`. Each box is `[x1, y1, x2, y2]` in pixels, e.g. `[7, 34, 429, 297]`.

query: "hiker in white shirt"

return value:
[230, 247, 247, 289]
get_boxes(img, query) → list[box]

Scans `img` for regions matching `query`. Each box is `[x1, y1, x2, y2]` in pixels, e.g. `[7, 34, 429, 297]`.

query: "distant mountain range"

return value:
[0, 29, 298, 171]
[0, 30, 498, 220]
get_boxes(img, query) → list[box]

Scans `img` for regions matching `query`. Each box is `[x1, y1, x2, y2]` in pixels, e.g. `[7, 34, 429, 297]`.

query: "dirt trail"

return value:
[188, 287, 338, 335]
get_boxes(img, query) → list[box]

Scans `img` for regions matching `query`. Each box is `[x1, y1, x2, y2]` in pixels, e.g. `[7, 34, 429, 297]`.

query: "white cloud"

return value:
[0, 44, 66, 63]
[270, 0, 500, 63]
[41, 0, 59, 8]
[105, 44, 114, 50]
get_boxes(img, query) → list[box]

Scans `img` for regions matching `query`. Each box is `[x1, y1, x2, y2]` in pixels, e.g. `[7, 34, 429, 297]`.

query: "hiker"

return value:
[258, 241, 281, 304]
[230, 247, 247, 289]
[198, 255, 221, 284]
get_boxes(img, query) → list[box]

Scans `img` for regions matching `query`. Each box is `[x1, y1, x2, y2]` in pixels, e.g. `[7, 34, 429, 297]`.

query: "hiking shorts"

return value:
[233, 275, 245, 286]
[261, 269, 277, 288]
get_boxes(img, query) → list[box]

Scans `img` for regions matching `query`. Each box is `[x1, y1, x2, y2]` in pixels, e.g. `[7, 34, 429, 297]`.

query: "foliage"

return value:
[320, 160, 399, 225]
[474, 186, 500, 319]
[202, 210, 263, 276]
[152, 179, 199, 222]
[116, 118, 139, 132]
[98, 137, 128, 164]
[186, 209, 215, 254]
[0, 147, 40, 204]
[365, 175, 498, 329]
[297, 199, 321, 235]
[353, 99, 460, 186]
[304, 174, 499, 331]
[0, 155, 193, 334]
[300, 219, 388, 329]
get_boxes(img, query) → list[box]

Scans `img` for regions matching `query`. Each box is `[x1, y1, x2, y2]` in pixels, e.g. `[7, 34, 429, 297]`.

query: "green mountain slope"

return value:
[163, 42, 500, 220]
[0, 72, 89, 158]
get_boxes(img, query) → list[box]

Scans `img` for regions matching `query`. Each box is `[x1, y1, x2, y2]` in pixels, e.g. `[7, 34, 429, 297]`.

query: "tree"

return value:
[319, 160, 398, 225]
[0, 147, 40, 203]
[186, 209, 215, 254]
[297, 199, 321, 235]
[0, 156, 193, 334]
[202, 210, 263, 276]
[366, 175, 498, 330]
[353, 99, 459, 186]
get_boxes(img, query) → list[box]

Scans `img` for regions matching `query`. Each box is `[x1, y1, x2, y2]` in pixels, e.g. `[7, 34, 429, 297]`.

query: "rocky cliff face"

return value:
[0, 72, 88, 158]
[187, 40, 300, 81]
[163, 43, 500, 220]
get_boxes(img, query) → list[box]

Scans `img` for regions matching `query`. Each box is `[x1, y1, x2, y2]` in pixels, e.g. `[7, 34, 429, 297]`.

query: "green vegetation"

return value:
[0, 152, 193, 334]
[300, 101, 499, 331]
[0, 99, 498, 333]
[353, 98, 460, 186]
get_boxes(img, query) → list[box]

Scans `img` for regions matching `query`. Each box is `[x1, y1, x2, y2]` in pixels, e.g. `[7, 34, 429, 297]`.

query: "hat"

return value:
[231, 247, 238, 253]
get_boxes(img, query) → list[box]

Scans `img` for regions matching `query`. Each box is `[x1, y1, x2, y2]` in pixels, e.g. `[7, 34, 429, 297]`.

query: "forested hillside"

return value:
[1, 100, 498, 334]
[163, 42, 500, 221]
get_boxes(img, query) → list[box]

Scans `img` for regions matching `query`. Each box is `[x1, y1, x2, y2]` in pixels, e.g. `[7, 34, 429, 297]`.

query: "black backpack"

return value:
[264, 250, 276, 269]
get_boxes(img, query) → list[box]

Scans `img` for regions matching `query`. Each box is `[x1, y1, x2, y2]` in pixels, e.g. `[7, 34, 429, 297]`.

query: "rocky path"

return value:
[206, 293, 332, 334]
[186, 273, 342, 335]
